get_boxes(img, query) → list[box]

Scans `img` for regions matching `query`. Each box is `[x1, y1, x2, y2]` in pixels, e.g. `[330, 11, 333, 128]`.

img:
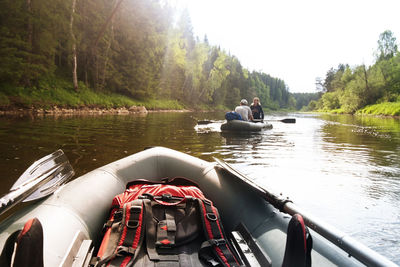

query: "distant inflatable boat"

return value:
[221, 120, 273, 131]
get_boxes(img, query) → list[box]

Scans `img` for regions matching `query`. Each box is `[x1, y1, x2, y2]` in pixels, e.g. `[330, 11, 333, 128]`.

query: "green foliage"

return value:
[0, 0, 293, 111]
[224, 87, 241, 109]
[377, 53, 400, 101]
[357, 102, 400, 116]
[287, 95, 297, 110]
[141, 99, 185, 110]
[0, 92, 10, 106]
[292, 92, 321, 110]
[304, 100, 317, 111]
[0, 76, 189, 110]
[376, 30, 398, 61]
[317, 31, 400, 115]
[301, 98, 327, 112]
[322, 92, 340, 110]
[205, 51, 230, 102]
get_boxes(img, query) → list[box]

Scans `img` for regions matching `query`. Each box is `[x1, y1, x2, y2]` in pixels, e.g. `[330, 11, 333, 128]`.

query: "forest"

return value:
[309, 30, 400, 115]
[0, 0, 296, 111]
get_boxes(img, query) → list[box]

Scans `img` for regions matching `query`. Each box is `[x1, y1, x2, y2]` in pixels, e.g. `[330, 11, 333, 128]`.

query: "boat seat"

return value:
[8, 221, 94, 267]
[0, 217, 44, 267]
[0, 230, 20, 266]
[282, 214, 313, 267]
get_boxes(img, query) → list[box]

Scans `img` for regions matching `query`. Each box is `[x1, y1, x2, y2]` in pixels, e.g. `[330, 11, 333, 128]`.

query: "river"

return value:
[0, 111, 399, 264]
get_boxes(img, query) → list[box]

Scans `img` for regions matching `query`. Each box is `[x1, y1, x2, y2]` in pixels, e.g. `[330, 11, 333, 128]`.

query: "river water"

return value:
[0, 112, 399, 264]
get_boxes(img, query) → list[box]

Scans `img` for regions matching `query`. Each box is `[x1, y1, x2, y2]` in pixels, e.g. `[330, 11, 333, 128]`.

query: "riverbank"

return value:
[313, 101, 400, 117]
[356, 102, 400, 116]
[0, 106, 195, 116]
[0, 81, 225, 116]
[0, 79, 191, 113]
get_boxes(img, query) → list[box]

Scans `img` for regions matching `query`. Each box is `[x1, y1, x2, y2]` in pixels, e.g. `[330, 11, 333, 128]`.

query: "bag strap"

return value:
[95, 199, 145, 267]
[197, 199, 243, 267]
[143, 200, 180, 265]
[155, 208, 177, 248]
[126, 177, 200, 189]
[140, 193, 187, 206]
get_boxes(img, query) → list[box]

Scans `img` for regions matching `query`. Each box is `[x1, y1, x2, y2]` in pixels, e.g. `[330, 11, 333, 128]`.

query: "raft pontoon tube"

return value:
[221, 120, 273, 131]
[0, 147, 397, 266]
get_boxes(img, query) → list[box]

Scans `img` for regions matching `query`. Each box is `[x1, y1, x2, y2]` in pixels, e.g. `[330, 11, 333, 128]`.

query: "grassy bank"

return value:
[312, 101, 400, 116]
[356, 102, 400, 116]
[0, 79, 185, 111]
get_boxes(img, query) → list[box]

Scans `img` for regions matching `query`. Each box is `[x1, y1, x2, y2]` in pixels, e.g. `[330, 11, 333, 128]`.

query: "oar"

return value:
[268, 118, 296, 123]
[0, 149, 74, 216]
[198, 118, 296, 124]
[213, 158, 397, 267]
[198, 119, 260, 124]
[197, 120, 223, 125]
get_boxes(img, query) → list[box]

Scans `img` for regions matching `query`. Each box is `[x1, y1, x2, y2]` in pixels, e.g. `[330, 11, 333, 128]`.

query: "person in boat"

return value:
[250, 97, 264, 120]
[235, 99, 254, 121]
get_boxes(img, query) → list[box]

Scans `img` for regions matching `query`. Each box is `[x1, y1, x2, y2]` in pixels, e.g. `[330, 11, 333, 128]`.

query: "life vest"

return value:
[92, 177, 243, 267]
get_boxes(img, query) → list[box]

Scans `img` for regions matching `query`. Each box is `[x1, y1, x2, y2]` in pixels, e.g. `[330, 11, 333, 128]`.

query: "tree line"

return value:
[309, 30, 399, 113]
[0, 0, 296, 110]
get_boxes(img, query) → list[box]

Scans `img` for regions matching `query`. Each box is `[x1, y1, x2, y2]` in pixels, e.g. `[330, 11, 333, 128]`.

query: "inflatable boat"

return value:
[0, 147, 397, 266]
[220, 120, 273, 132]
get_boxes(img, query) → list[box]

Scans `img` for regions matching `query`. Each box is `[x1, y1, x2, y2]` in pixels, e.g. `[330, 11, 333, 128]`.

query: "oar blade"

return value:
[10, 150, 67, 190]
[197, 120, 214, 125]
[23, 162, 74, 202]
[281, 118, 296, 123]
[0, 149, 74, 215]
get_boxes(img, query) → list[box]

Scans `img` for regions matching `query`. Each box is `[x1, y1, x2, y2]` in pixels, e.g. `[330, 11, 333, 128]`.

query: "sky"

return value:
[171, 0, 400, 93]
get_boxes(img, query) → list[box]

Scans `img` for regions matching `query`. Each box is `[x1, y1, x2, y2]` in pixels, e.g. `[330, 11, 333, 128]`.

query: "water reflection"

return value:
[221, 131, 263, 146]
[319, 115, 400, 202]
[312, 114, 400, 261]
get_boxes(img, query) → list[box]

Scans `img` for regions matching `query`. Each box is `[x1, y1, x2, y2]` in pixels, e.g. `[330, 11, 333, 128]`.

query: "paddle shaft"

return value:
[0, 169, 59, 215]
[198, 118, 295, 124]
[267, 118, 296, 123]
[214, 158, 397, 267]
[0, 150, 74, 216]
[197, 120, 216, 125]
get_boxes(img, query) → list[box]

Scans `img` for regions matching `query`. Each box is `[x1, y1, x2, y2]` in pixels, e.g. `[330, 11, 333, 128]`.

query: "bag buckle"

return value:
[102, 220, 113, 233]
[139, 193, 153, 199]
[130, 206, 142, 213]
[113, 210, 123, 221]
[161, 193, 172, 201]
[126, 220, 139, 228]
[206, 213, 217, 221]
[116, 246, 135, 255]
[211, 238, 226, 247]
[202, 198, 212, 206]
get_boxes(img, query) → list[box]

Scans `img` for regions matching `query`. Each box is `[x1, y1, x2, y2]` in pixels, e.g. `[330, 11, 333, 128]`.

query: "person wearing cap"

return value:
[250, 97, 264, 120]
[235, 99, 254, 121]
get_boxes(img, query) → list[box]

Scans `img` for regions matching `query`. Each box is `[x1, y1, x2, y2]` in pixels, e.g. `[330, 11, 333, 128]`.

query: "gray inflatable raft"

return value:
[221, 120, 273, 131]
[0, 147, 396, 267]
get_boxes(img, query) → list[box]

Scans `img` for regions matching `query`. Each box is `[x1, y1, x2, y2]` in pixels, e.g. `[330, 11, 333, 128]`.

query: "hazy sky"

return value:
[173, 0, 400, 93]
